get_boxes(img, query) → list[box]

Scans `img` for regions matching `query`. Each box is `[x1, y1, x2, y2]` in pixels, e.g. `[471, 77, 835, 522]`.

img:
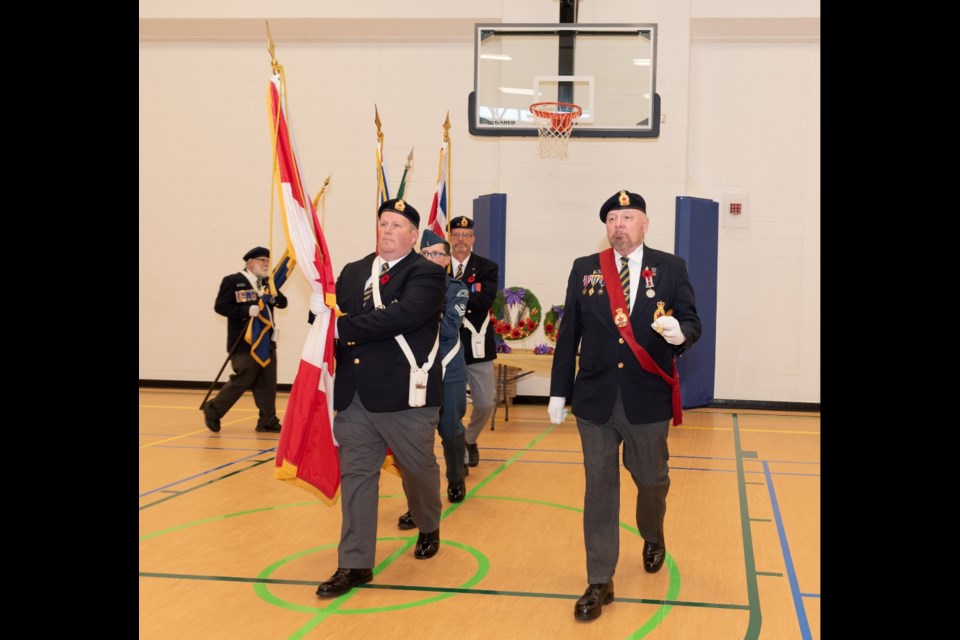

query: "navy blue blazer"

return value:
[213, 272, 287, 352]
[549, 245, 702, 424]
[457, 252, 500, 365]
[334, 251, 446, 412]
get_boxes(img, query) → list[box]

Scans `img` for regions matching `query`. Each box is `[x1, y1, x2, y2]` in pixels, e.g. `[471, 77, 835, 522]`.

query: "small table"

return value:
[489, 349, 557, 430]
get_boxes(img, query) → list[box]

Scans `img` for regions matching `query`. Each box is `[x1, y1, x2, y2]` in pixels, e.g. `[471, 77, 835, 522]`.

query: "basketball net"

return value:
[530, 102, 582, 160]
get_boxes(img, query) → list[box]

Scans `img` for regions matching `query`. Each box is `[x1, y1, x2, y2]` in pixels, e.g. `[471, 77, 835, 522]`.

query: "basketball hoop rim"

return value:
[529, 101, 583, 119]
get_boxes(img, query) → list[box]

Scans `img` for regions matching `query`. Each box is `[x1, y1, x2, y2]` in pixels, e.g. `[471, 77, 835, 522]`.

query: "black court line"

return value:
[138, 571, 750, 611]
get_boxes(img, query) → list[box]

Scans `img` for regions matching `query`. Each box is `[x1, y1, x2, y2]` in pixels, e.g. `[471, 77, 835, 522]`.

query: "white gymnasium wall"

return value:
[139, 1, 820, 404]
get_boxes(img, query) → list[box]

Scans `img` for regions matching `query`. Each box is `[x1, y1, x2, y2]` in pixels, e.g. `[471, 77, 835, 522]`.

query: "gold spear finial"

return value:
[266, 21, 278, 67]
[375, 105, 384, 144]
[443, 111, 451, 143]
[405, 148, 414, 170]
[312, 174, 333, 210]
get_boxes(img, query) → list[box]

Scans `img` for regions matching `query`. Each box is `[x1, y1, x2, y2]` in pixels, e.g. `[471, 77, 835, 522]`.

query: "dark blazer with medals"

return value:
[335, 251, 447, 412]
[457, 252, 500, 365]
[550, 245, 702, 425]
[213, 272, 288, 352]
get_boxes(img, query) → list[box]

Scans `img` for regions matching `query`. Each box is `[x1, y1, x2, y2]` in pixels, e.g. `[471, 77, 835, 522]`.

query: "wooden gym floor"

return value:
[139, 388, 820, 639]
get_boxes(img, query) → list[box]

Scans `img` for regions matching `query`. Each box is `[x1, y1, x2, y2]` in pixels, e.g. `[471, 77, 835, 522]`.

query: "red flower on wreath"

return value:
[380, 274, 390, 285]
[545, 322, 555, 334]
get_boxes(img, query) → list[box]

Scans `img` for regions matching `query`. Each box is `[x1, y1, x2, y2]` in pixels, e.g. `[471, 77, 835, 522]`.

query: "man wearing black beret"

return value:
[447, 215, 500, 469]
[203, 246, 288, 433]
[549, 190, 702, 621]
[315, 199, 447, 598]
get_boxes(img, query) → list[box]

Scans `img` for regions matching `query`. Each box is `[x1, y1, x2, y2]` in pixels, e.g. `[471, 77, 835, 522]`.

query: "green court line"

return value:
[756, 572, 783, 577]
[140, 420, 752, 638]
[745, 481, 765, 486]
[750, 518, 772, 522]
[733, 413, 763, 639]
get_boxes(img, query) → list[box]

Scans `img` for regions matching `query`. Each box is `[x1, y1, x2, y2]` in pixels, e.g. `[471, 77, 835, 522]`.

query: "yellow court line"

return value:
[139, 404, 263, 411]
[140, 430, 212, 448]
[139, 417, 261, 449]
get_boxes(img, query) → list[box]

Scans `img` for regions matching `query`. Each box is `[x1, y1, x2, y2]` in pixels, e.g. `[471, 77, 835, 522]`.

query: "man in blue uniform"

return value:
[398, 229, 470, 533]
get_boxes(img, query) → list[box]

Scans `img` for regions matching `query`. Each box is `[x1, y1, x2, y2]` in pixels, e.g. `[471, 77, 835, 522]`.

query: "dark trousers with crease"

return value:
[438, 379, 467, 484]
[576, 389, 670, 584]
[334, 392, 442, 568]
[207, 345, 279, 428]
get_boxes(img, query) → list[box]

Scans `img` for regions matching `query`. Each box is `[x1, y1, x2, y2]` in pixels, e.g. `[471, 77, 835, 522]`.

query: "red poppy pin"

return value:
[467, 275, 476, 283]
[380, 274, 390, 285]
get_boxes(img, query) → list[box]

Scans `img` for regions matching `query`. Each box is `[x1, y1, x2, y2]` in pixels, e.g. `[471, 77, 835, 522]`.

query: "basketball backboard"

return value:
[469, 23, 659, 138]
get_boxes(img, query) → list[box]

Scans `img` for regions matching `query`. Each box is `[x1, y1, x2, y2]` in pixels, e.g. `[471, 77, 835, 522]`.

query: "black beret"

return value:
[599, 190, 647, 222]
[378, 198, 420, 228]
[243, 246, 270, 261]
[448, 215, 474, 230]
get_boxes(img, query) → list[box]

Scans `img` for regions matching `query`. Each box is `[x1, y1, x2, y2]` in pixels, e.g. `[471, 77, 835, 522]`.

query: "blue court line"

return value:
[763, 459, 812, 640]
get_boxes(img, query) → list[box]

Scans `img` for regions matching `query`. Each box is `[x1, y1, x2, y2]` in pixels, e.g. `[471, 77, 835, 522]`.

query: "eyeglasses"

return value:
[421, 251, 449, 259]
[450, 232, 473, 239]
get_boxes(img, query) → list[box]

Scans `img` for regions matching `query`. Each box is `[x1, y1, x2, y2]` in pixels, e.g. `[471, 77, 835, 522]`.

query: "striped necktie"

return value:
[454, 263, 464, 280]
[619, 256, 630, 306]
[363, 262, 390, 307]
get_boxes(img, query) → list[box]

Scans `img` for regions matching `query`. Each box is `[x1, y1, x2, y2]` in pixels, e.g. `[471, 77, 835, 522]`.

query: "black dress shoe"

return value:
[447, 482, 466, 503]
[255, 419, 282, 433]
[466, 443, 479, 467]
[574, 580, 614, 620]
[643, 532, 666, 573]
[315, 567, 373, 597]
[202, 404, 221, 433]
[397, 510, 416, 530]
[414, 529, 440, 559]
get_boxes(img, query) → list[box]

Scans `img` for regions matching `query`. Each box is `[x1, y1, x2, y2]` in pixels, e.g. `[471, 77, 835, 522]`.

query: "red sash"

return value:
[599, 248, 683, 425]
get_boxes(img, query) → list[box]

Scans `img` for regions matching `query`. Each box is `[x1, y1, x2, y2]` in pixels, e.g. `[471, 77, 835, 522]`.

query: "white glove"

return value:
[652, 315, 685, 345]
[309, 291, 326, 315]
[548, 396, 569, 424]
[248, 305, 260, 317]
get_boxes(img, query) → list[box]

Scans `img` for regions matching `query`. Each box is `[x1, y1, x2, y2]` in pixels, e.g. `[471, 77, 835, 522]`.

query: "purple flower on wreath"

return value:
[504, 288, 526, 305]
[496, 340, 513, 354]
[533, 344, 555, 355]
[551, 305, 565, 321]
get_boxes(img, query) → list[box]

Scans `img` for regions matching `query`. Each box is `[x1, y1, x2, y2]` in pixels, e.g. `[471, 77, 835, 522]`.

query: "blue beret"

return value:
[243, 246, 270, 261]
[448, 215, 474, 230]
[599, 190, 646, 222]
[378, 198, 420, 228]
[420, 229, 447, 249]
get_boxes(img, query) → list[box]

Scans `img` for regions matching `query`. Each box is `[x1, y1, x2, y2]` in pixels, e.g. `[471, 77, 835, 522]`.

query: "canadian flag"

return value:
[268, 72, 341, 504]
